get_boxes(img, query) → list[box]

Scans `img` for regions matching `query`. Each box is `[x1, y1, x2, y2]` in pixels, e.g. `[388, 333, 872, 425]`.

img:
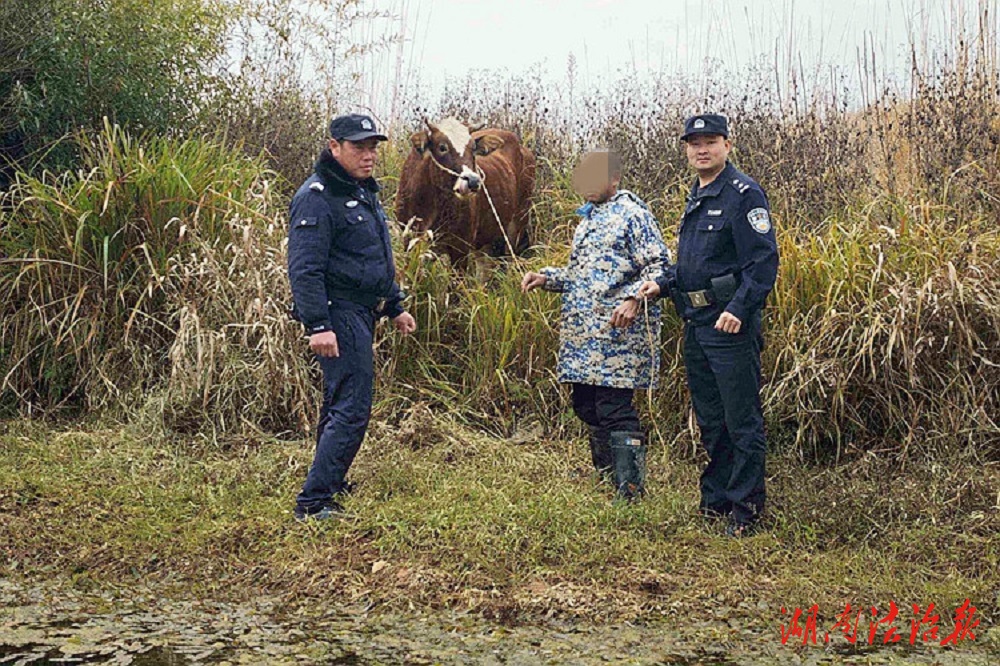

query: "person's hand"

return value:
[610, 298, 640, 328]
[309, 330, 339, 357]
[521, 272, 547, 292]
[637, 281, 661, 299]
[715, 311, 742, 334]
[393, 311, 417, 335]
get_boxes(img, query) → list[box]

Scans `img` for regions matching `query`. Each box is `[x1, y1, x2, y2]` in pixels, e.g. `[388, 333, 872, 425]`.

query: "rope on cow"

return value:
[424, 151, 523, 264]
[475, 164, 520, 261]
[420, 151, 557, 344]
[642, 295, 665, 449]
[425, 150, 462, 179]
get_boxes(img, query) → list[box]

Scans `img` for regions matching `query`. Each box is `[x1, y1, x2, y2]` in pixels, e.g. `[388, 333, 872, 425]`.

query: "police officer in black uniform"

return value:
[639, 114, 778, 537]
[288, 114, 417, 521]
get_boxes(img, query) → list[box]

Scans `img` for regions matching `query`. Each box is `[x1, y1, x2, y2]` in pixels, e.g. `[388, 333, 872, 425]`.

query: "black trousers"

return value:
[683, 311, 766, 525]
[296, 300, 375, 511]
[570, 383, 642, 434]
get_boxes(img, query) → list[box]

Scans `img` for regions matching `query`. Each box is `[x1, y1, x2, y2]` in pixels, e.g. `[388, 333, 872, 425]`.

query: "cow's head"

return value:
[410, 117, 505, 198]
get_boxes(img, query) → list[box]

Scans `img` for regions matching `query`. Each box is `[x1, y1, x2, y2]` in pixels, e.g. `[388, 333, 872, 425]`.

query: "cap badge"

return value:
[693, 118, 706, 129]
[361, 119, 373, 130]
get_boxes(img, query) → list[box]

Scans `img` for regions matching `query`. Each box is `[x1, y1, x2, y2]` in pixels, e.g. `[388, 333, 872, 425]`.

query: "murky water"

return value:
[0, 645, 190, 665]
[1, 579, 994, 665]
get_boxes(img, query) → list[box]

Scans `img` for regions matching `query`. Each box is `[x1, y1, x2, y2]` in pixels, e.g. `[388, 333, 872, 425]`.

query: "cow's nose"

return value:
[466, 174, 481, 191]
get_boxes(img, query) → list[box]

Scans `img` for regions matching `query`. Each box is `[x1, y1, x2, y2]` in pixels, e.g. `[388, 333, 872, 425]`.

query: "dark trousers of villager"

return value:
[571, 383, 642, 471]
[296, 300, 375, 512]
[683, 311, 766, 525]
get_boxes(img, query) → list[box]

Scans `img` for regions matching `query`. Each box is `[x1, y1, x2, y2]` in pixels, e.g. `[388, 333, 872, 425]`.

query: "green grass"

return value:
[2, 417, 995, 624]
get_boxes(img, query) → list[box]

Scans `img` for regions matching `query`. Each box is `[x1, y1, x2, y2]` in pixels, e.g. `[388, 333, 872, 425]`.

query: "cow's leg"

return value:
[513, 147, 537, 256]
[488, 235, 508, 257]
[512, 221, 532, 256]
[469, 250, 495, 284]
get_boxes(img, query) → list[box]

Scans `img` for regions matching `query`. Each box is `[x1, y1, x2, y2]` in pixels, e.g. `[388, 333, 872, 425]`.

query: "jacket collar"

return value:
[576, 188, 650, 218]
[314, 148, 381, 195]
[610, 189, 651, 211]
[689, 161, 735, 200]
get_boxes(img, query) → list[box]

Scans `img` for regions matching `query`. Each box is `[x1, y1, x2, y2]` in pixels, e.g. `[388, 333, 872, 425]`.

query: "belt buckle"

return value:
[688, 290, 710, 308]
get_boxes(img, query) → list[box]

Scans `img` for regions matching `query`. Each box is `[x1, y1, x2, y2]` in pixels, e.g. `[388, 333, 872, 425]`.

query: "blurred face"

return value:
[330, 137, 380, 180]
[573, 152, 620, 203]
[684, 134, 731, 177]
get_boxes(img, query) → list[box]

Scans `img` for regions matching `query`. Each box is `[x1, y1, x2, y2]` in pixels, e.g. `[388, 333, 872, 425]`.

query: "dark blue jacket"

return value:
[656, 161, 779, 326]
[287, 150, 404, 334]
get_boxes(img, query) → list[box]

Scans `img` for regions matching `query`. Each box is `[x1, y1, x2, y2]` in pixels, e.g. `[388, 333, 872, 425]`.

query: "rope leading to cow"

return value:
[642, 296, 666, 447]
[424, 151, 522, 263]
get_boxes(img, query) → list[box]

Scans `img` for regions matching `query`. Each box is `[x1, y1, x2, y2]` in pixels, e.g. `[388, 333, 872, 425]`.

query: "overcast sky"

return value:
[332, 0, 997, 118]
[415, 0, 899, 77]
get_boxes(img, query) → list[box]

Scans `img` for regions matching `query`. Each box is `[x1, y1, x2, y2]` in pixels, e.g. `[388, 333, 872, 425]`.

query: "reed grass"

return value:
[2, 12, 999, 459]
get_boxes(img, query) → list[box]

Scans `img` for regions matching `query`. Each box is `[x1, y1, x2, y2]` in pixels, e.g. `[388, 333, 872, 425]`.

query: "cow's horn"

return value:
[423, 116, 437, 132]
[469, 121, 486, 132]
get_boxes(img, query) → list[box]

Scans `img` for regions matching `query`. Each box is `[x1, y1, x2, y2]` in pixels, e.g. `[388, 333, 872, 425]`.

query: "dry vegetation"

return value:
[0, 0, 998, 632]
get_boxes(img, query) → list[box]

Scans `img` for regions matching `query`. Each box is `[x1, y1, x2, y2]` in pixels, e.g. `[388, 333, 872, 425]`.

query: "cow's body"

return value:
[396, 121, 535, 264]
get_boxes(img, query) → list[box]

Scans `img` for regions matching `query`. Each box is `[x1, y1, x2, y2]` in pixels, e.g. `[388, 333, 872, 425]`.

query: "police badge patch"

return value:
[747, 208, 771, 234]
[361, 119, 373, 130]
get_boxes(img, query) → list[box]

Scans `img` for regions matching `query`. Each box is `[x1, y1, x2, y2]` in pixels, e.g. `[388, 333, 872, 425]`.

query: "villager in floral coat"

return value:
[522, 150, 669, 494]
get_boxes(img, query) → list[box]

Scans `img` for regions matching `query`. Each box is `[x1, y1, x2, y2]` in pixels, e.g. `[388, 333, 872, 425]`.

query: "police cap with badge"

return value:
[329, 114, 389, 142]
[681, 114, 729, 141]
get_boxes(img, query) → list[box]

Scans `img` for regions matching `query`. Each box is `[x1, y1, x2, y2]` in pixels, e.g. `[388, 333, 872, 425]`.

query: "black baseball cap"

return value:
[329, 114, 388, 142]
[681, 114, 729, 141]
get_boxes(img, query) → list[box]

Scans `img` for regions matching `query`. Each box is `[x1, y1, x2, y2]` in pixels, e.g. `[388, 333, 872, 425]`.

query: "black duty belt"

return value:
[327, 288, 387, 313]
[679, 273, 738, 309]
[682, 289, 716, 308]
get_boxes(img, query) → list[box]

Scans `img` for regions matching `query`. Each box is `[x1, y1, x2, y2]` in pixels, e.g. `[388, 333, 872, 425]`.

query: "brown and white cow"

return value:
[396, 117, 535, 264]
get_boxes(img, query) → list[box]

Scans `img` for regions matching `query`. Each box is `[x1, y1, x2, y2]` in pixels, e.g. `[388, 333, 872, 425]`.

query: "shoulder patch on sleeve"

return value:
[747, 208, 771, 234]
[309, 182, 325, 192]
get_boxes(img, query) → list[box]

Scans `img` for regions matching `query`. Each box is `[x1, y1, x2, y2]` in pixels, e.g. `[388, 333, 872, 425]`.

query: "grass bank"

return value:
[2, 416, 996, 633]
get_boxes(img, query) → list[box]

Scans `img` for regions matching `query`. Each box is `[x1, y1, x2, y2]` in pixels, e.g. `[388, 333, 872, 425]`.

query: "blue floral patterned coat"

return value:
[541, 190, 670, 389]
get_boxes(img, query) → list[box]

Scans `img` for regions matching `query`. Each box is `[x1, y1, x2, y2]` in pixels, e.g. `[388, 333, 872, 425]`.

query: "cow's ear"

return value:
[410, 131, 427, 154]
[473, 133, 504, 156]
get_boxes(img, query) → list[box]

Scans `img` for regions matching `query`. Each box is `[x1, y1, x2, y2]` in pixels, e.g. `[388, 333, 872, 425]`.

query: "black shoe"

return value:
[725, 520, 761, 538]
[294, 501, 346, 522]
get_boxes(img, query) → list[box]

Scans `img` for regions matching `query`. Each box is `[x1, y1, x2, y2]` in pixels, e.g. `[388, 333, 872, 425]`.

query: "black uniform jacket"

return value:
[657, 161, 778, 326]
[287, 149, 404, 334]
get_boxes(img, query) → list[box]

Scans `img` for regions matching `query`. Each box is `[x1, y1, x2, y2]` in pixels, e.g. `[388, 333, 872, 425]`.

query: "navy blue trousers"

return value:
[683, 311, 766, 524]
[296, 300, 375, 511]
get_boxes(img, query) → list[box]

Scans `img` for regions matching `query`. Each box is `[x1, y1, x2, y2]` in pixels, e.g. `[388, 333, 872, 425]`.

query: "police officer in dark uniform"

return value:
[288, 114, 417, 521]
[639, 114, 778, 537]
